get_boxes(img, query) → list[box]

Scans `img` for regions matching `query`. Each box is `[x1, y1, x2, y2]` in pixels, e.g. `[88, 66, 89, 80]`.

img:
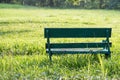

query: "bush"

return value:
[0, 0, 120, 9]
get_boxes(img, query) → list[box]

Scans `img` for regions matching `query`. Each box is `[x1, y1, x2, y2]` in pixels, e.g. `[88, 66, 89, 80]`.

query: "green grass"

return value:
[0, 3, 120, 79]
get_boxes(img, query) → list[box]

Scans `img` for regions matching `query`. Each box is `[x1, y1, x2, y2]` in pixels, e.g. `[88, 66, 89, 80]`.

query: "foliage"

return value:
[0, 0, 120, 9]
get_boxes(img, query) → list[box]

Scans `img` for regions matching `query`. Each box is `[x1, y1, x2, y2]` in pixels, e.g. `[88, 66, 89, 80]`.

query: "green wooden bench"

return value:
[44, 28, 112, 61]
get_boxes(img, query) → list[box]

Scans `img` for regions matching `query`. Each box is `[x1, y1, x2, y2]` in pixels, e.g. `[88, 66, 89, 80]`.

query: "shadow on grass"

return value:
[0, 21, 96, 26]
[0, 3, 38, 9]
[0, 30, 32, 36]
[0, 21, 40, 25]
[0, 21, 79, 24]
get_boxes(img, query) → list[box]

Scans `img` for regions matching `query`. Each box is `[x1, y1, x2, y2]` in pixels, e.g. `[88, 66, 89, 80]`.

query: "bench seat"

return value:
[46, 48, 109, 54]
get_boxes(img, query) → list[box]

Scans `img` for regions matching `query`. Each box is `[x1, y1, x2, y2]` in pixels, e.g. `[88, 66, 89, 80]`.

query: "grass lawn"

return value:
[0, 3, 120, 79]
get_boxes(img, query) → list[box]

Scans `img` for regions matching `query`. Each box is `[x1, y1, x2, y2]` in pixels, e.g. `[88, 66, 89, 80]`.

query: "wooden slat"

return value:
[46, 48, 110, 54]
[44, 28, 112, 38]
[46, 42, 112, 48]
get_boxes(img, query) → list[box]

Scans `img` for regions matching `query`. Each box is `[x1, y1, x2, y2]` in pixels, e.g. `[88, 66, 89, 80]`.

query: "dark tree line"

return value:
[0, 0, 120, 9]
[0, 0, 11, 3]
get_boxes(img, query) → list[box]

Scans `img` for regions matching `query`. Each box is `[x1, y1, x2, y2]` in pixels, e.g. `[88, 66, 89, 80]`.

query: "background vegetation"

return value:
[0, 0, 120, 9]
[0, 3, 120, 79]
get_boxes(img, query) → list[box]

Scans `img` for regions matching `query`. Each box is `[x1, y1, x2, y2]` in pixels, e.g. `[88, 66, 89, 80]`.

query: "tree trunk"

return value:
[49, 0, 54, 7]
[99, 0, 104, 9]
[5, 0, 11, 3]
[0, 0, 2, 3]
[80, 0, 85, 8]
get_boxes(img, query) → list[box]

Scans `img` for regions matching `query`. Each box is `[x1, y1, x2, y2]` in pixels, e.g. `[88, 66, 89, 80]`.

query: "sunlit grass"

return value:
[0, 4, 120, 79]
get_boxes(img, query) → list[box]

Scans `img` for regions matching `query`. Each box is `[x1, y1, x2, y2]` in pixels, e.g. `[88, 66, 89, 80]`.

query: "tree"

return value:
[80, 0, 85, 8]
[99, 0, 104, 8]
[109, 0, 120, 9]
[49, 0, 54, 7]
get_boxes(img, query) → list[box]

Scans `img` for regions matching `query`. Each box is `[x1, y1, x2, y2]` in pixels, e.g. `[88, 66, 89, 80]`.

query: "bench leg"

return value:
[105, 54, 111, 59]
[49, 54, 52, 61]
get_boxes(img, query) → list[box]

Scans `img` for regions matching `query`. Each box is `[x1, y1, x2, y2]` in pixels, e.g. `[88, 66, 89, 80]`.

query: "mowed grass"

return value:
[0, 4, 120, 79]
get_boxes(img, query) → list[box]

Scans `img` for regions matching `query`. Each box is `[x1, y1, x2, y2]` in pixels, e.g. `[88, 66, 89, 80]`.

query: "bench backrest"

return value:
[45, 28, 112, 49]
[44, 28, 112, 38]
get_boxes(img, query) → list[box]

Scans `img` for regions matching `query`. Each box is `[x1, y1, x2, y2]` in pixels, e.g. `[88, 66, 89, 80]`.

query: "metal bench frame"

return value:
[44, 28, 112, 61]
